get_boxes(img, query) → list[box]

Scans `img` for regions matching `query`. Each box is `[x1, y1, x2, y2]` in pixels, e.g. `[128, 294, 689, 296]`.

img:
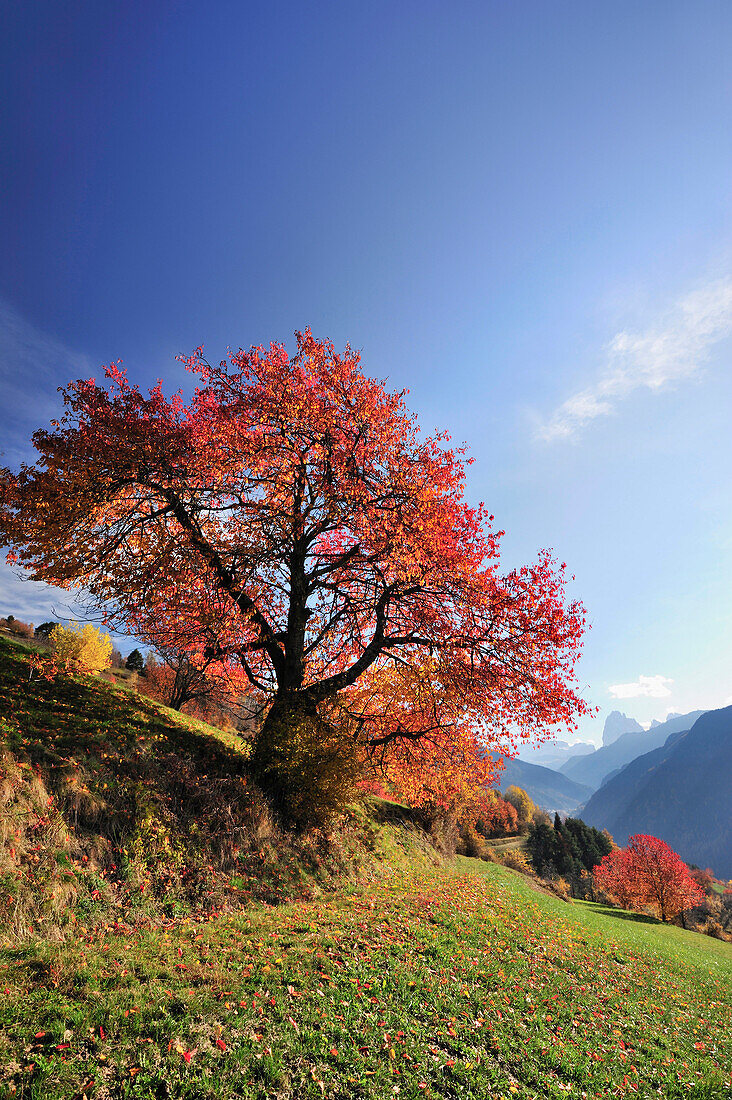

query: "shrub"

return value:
[252, 702, 362, 829]
[701, 918, 726, 940]
[0, 617, 34, 638]
[458, 821, 487, 859]
[51, 622, 113, 675]
[502, 849, 532, 875]
[478, 797, 519, 837]
[548, 876, 572, 901]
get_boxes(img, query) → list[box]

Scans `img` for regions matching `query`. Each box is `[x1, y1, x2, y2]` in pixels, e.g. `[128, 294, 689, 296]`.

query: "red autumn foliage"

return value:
[594, 834, 705, 921]
[0, 331, 589, 822]
[688, 867, 715, 894]
[479, 797, 519, 838]
[139, 654, 236, 729]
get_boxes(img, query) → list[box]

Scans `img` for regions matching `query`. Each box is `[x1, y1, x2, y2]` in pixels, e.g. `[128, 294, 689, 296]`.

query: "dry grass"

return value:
[0, 637, 439, 942]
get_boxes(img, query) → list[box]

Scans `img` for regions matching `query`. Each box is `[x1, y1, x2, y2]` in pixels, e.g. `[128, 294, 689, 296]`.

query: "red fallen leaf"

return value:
[182, 1050, 192, 1064]
[56, 1043, 71, 1050]
[330, 1048, 338, 1057]
[444, 1060, 455, 1067]
[215, 1039, 227, 1051]
[98, 1025, 106, 1040]
[34, 1032, 47, 1040]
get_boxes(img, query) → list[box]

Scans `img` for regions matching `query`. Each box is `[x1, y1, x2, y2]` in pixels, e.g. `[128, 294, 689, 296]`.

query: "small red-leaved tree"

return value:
[595, 834, 704, 921]
[593, 846, 637, 909]
[0, 331, 589, 824]
[479, 796, 519, 838]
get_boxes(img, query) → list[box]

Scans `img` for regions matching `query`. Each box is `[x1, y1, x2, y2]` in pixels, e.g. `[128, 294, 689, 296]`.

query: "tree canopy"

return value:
[0, 331, 589, 822]
[594, 834, 704, 921]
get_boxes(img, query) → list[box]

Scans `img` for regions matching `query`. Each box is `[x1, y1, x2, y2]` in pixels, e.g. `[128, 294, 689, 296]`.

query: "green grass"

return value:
[463, 857, 732, 972]
[2, 634, 730, 1098]
[484, 836, 528, 855]
[0, 858, 729, 1100]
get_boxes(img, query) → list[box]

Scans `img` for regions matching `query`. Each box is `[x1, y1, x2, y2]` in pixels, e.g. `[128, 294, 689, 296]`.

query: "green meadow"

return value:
[1, 857, 730, 1099]
[1, 636, 730, 1099]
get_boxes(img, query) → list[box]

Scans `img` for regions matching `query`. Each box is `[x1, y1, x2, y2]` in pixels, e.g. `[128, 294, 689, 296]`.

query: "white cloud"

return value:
[607, 674, 674, 699]
[537, 278, 732, 441]
[0, 563, 83, 625]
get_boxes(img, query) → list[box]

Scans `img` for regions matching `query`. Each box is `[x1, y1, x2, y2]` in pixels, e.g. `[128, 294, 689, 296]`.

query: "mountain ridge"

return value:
[560, 709, 706, 791]
[498, 755, 592, 815]
[581, 706, 732, 877]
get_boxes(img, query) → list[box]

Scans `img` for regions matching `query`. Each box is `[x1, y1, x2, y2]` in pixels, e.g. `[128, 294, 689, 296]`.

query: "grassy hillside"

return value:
[1, 636, 730, 1098]
[0, 637, 435, 936]
[0, 859, 729, 1099]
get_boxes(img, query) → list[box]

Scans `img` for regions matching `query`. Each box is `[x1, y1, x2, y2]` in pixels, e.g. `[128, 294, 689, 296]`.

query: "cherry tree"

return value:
[0, 331, 589, 822]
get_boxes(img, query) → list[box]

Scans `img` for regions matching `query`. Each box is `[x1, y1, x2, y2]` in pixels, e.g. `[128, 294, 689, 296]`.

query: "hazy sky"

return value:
[2, 1, 731, 742]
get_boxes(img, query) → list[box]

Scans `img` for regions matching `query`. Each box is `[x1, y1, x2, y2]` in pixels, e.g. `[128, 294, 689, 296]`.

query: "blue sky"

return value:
[2, 1, 732, 742]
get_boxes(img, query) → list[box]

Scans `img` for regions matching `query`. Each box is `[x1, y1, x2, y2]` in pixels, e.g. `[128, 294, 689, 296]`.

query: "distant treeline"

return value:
[527, 814, 612, 883]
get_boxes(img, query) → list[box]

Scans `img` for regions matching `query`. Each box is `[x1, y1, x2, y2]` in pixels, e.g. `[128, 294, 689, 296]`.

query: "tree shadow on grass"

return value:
[588, 904, 661, 926]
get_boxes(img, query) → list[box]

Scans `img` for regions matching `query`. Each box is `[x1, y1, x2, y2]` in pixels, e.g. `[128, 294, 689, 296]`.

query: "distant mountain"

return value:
[497, 756, 592, 815]
[582, 706, 732, 878]
[517, 739, 595, 771]
[560, 710, 705, 792]
[602, 710, 643, 746]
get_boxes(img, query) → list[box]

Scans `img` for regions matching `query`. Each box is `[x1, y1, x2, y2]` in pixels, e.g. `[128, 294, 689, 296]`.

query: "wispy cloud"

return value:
[0, 567, 82, 626]
[537, 278, 732, 442]
[0, 298, 91, 467]
[0, 300, 94, 624]
[608, 674, 673, 700]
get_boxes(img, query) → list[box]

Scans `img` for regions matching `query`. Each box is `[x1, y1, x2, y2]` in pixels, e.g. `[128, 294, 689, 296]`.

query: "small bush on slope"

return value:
[50, 623, 113, 676]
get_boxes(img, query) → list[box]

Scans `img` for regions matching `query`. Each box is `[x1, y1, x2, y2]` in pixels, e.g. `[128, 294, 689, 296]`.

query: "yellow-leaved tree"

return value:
[51, 622, 113, 675]
[504, 785, 536, 833]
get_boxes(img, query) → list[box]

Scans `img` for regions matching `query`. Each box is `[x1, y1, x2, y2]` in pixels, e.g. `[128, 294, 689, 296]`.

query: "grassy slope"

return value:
[0, 860, 729, 1099]
[1, 637, 730, 1098]
[0, 636, 435, 934]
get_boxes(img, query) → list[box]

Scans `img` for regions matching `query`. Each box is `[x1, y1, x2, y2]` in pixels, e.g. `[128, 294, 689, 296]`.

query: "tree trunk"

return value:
[249, 692, 318, 822]
[249, 691, 357, 829]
